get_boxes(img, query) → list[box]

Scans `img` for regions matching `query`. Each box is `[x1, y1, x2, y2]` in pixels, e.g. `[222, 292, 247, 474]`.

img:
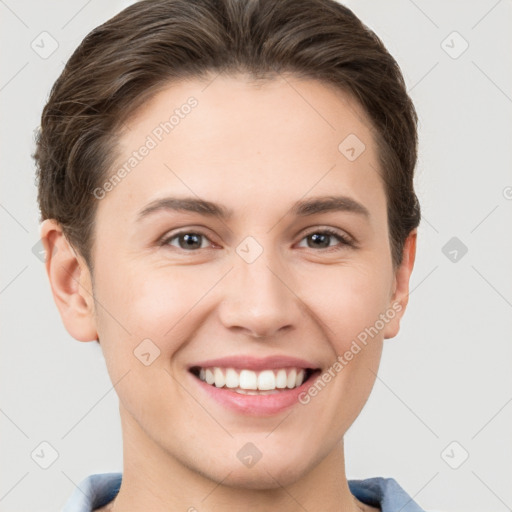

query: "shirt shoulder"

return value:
[61, 473, 122, 512]
[348, 476, 427, 512]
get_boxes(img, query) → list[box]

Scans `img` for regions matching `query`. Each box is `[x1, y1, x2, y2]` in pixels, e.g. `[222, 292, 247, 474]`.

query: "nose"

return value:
[217, 246, 302, 339]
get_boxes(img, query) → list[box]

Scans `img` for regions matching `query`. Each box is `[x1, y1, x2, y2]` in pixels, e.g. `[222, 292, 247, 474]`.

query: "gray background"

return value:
[1, 1, 511, 511]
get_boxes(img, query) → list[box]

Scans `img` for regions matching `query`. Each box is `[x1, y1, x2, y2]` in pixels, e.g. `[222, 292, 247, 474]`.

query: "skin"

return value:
[41, 73, 416, 512]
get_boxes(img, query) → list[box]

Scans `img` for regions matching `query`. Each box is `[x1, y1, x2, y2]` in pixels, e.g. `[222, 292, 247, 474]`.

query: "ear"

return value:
[383, 229, 417, 339]
[40, 219, 98, 342]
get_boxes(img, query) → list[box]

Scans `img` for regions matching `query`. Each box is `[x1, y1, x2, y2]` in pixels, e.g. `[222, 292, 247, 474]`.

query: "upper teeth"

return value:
[198, 367, 306, 391]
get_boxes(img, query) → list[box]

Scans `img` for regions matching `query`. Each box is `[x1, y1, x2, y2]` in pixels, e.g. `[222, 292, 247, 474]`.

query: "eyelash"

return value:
[158, 227, 355, 253]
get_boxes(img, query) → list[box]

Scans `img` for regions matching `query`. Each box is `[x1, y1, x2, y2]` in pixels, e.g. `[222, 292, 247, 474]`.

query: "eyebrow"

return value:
[136, 195, 370, 222]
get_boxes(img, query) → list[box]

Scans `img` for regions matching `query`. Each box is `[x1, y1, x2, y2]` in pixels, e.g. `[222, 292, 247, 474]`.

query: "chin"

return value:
[200, 455, 310, 490]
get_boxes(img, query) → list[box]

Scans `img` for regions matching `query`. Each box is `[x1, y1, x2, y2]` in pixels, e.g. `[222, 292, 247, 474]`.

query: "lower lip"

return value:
[188, 370, 321, 416]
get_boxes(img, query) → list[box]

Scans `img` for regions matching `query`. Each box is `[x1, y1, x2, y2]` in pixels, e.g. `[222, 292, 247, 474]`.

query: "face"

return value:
[45, 74, 415, 489]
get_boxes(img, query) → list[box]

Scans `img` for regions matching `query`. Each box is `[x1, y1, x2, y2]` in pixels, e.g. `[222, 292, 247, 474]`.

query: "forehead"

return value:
[99, 74, 383, 223]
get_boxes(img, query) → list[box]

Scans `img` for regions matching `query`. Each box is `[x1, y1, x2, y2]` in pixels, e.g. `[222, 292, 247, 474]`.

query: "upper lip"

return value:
[188, 355, 321, 372]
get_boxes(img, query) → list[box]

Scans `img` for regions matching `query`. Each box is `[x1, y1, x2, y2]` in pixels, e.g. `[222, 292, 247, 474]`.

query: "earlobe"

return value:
[40, 219, 98, 342]
[383, 230, 417, 339]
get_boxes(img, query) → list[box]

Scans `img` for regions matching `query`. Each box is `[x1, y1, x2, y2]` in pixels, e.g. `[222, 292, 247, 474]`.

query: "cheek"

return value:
[301, 262, 393, 347]
[94, 261, 216, 356]
[279, 265, 391, 441]
[92, 264, 204, 422]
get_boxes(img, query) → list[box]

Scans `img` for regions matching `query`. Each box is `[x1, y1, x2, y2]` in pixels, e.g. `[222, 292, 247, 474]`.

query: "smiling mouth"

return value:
[189, 366, 320, 394]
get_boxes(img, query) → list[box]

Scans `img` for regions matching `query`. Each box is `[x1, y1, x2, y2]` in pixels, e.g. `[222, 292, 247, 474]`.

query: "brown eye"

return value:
[306, 232, 332, 249]
[297, 229, 354, 251]
[161, 231, 211, 250]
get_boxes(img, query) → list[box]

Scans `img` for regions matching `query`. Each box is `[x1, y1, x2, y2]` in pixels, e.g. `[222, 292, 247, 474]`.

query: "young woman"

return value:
[34, 0, 424, 510]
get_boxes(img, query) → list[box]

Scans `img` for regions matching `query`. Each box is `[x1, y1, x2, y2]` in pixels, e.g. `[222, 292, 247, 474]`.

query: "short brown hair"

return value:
[34, 0, 420, 270]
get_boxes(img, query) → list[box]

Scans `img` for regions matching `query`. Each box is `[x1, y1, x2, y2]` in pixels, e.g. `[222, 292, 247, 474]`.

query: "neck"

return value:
[110, 404, 365, 512]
